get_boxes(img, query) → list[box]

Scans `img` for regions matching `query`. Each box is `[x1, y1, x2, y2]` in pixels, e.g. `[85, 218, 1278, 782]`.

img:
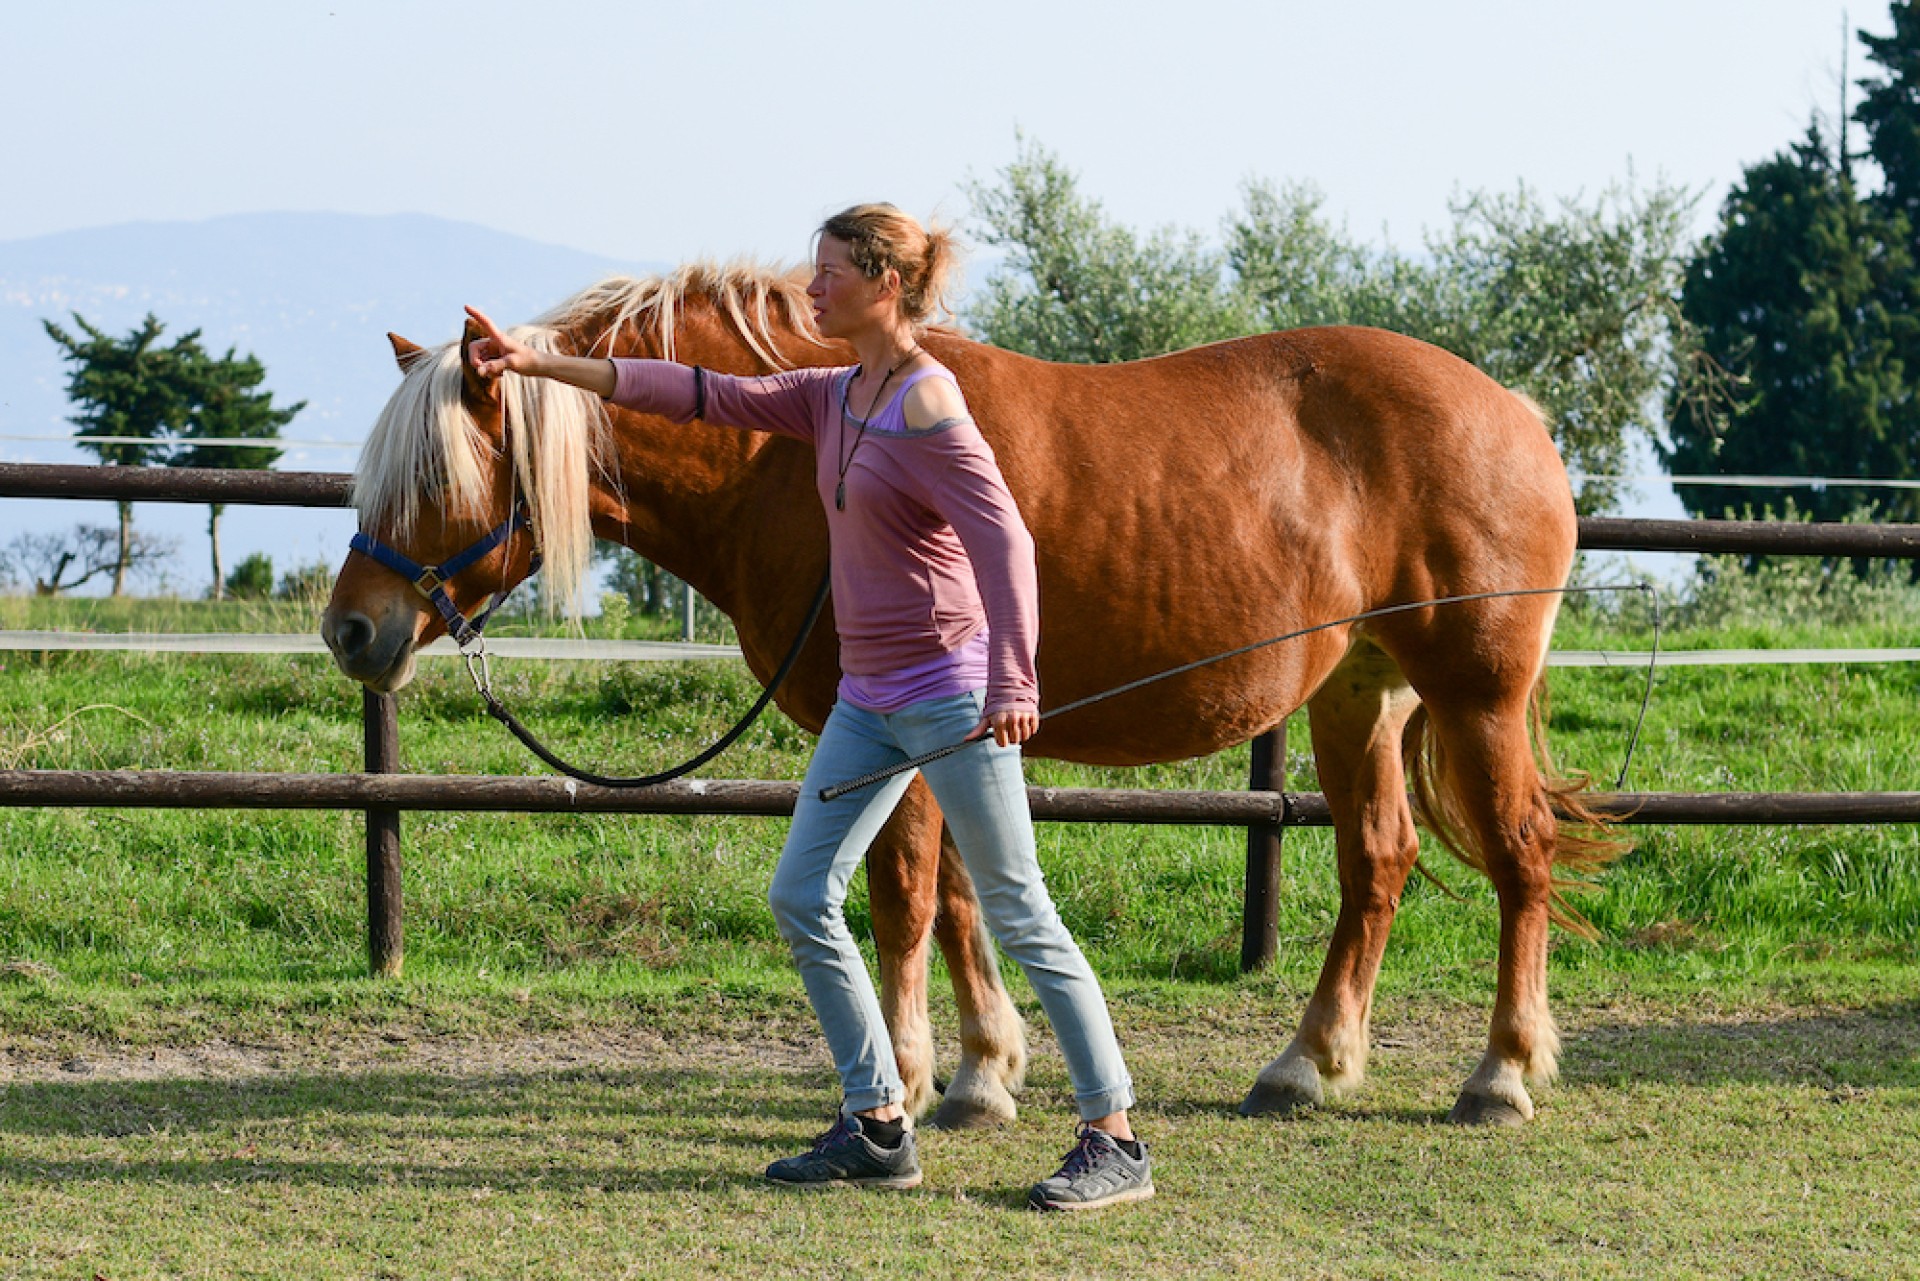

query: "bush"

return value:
[276, 560, 335, 606]
[225, 552, 274, 600]
[1679, 553, 1920, 631]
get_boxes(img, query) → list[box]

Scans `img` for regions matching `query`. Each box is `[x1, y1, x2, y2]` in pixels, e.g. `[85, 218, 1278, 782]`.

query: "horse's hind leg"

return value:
[1243, 639, 1422, 1117]
[1417, 689, 1563, 1125]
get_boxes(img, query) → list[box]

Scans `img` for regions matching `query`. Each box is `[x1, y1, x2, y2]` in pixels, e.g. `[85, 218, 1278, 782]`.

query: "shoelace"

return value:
[810, 1115, 857, 1153]
[1056, 1128, 1109, 1178]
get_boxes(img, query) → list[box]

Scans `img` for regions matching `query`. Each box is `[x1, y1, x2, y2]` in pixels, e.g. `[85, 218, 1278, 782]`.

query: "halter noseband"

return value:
[349, 505, 542, 651]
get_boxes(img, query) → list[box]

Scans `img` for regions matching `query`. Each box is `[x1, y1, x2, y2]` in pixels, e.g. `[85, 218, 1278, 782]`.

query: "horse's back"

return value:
[925, 327, 1577, 763]
[939, 325, 1575, 584]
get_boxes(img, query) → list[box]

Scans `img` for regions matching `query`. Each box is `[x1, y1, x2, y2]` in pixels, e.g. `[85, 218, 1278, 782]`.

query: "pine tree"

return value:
[42, 313, 204, 594]
[1857, 0, 1920, 224]
[1668, 126, 1918, 522]
[171, 347, 302, 599]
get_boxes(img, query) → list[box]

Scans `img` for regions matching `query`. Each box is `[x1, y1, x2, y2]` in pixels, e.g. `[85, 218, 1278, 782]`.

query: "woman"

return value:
[467, 204, 1151, 1211]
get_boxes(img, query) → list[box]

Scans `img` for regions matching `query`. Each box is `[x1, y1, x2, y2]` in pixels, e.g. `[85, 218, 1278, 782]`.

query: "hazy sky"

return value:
[3, 1, 1897, 590]
[6, 1, 1885, 262]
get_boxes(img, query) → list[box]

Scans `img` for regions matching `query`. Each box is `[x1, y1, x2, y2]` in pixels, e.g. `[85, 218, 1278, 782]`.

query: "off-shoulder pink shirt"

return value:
[608, 358, 1040, 717]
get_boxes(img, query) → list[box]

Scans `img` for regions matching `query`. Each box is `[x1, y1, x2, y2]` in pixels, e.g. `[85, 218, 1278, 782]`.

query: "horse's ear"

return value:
[388, 333, 428, 373]
[458, 316, 497, 404]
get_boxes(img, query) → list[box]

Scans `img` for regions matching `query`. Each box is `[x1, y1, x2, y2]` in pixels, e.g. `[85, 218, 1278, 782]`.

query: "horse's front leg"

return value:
[927, 822, 1027, 1128]
[865, 778, 942, 1118]
[864, 783, 1028, 1127]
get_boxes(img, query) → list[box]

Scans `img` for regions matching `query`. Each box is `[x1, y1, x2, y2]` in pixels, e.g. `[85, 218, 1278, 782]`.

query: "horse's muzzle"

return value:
[321, 607, 419, 692]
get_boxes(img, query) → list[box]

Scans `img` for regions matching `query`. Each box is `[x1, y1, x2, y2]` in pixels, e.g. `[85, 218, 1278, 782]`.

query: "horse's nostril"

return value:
[330, 612, 376, 661]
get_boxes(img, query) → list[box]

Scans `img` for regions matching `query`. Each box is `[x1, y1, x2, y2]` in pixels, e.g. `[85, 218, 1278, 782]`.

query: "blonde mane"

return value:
[351, 261, 821, 616]
[538, 259, 821, 369]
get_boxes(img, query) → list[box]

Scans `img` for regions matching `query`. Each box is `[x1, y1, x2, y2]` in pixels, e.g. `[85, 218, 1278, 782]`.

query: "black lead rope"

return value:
[470, 571, 831, 790]
[818, 581, 1663, 803]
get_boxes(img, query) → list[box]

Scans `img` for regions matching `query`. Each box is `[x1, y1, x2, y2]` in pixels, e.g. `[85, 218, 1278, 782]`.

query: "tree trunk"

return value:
[208, 503, 225, 601]
[112, 499, 132, 597]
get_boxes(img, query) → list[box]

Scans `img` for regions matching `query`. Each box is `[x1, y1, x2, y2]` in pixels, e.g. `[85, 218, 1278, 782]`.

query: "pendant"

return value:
[835, 480, 846, 512]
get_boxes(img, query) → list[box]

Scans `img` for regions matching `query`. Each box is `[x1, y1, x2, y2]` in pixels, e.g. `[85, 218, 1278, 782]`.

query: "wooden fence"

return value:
[6, 461, 1920, 977]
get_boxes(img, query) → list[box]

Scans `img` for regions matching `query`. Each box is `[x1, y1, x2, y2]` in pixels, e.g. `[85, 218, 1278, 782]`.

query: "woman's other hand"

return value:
[972, 708, 1039, 748]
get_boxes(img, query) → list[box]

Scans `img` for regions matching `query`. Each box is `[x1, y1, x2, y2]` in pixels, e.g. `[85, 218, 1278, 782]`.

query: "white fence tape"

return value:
[0, 631, 741, 661]
[2, 631, 1916, 668]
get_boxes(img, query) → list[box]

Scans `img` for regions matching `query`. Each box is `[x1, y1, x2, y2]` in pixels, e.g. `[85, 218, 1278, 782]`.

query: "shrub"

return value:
[224, 552, 274, 600]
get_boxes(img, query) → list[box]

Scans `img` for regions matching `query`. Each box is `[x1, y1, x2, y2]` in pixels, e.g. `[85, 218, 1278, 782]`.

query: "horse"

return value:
[321, 260, 1622, 1128]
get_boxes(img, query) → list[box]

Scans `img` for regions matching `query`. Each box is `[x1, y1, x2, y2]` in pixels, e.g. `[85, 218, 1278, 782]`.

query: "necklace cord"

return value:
[836, 346, 921, 511]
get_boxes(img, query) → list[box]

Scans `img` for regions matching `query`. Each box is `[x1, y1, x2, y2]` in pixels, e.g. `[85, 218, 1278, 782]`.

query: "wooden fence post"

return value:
[1241, 724, 1286, 972]
[363, 689, 404, 978]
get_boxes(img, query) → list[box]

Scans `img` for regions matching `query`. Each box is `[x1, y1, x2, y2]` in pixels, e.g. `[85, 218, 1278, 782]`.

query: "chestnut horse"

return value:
[322, 262, 1619, 1127]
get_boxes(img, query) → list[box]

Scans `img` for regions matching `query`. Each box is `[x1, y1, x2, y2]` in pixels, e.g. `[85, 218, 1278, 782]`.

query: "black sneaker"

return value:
[765, 1113, 922, 1190]
[1027, 1125, 1154, 1211]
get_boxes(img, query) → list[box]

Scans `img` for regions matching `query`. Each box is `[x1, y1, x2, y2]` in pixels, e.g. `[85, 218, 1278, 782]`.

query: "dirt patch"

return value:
[0, 1026, 827, 1086]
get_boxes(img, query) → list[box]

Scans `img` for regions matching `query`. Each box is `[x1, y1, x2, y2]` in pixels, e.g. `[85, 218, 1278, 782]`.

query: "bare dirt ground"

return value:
[0, 1025, 830, 1087]
[5, 990, 1913, 1097]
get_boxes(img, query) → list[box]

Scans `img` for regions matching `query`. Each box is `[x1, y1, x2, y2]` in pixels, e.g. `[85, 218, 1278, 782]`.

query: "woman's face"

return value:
[808, 235, 894, 339]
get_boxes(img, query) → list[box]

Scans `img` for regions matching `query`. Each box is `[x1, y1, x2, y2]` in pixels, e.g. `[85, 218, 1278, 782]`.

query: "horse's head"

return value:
[321, 319, 603, 691]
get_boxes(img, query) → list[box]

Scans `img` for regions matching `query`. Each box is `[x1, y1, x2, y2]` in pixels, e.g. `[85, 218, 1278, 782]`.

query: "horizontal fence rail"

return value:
[8, 770, 1920, 827]
[12, 462, 1920, 557]
[0, 462, 352, 506]
[5, 460, 1920, 975]
[1577, 515, 1920, 557]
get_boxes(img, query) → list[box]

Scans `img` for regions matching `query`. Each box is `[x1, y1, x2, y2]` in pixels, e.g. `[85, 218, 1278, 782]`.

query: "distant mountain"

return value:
[2, 210, 661, 458]
[0, 212, 664, 592]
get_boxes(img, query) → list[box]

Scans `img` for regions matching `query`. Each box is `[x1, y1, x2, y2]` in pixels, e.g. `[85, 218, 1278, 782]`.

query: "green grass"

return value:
[4, 599, 1918, 1003]
[2, 991, 1915, 1278]
[4, 594, 1919, 1276]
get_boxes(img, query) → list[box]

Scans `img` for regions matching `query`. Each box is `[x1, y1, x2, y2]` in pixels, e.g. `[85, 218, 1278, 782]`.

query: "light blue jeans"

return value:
[768, 689, 1136, 1120]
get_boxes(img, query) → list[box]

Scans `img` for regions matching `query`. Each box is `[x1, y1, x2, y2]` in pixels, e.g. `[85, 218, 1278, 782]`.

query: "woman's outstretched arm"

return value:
[464, 304, 617, 396]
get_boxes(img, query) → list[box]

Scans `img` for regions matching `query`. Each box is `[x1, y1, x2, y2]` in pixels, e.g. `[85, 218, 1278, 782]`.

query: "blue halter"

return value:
[348, 506, 541, 650]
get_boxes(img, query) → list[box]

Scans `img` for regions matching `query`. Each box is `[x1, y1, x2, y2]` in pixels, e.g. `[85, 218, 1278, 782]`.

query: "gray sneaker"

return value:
[1027, 1125, 1154, 1211]
[766, 1113, 922, 1190]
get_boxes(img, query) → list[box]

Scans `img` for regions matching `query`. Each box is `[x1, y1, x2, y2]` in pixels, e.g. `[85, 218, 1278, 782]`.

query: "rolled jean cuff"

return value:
[1074, 1079, 1136, 1122]
[842, 1085, 903, 1115]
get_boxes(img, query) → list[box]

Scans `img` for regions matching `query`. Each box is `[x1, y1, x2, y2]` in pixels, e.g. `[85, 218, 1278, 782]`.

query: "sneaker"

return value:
[765, 1113, 922, 1190]
[1027, 1125, 1154, 1211]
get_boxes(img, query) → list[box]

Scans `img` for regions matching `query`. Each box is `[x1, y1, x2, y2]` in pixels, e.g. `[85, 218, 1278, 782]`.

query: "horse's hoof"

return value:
[924, 1062, 1017, 1129]
[1238, 1080, 1318, 1118]
[927, 1095, 1014, 1129]
[1447, 1092, 1530, 1127]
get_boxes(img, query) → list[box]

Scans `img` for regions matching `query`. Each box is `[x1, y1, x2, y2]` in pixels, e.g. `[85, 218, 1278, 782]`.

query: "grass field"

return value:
[3, 588, 1918, 1277]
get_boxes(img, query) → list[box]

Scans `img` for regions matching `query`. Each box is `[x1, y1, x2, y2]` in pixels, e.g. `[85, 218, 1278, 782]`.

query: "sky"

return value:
[1, 0, 1897, 591]
[6, 0, 1880, 262]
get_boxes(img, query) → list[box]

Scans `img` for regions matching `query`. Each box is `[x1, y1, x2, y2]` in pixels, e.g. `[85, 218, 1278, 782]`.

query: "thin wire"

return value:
[819, 581, 1661, 803]
[1614, 582, 1661, 790]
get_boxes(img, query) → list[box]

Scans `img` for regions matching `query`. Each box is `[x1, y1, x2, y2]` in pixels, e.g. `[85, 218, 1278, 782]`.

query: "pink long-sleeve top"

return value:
[609, 358, 1040, 717]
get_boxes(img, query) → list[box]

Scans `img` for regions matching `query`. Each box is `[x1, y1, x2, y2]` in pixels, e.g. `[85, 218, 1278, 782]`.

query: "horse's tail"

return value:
[1401, 678, 1630, 937]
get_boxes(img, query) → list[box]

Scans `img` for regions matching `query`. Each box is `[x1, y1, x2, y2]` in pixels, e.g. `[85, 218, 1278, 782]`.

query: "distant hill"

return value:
[0, 212, 664, 592]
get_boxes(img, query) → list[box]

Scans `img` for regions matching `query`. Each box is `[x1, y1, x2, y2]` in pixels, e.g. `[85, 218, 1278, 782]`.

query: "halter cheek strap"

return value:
[349, 506, 542, 650]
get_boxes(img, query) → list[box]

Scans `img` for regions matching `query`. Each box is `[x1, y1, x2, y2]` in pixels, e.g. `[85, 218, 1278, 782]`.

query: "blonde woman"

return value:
[468, 205, 1151, 1211]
